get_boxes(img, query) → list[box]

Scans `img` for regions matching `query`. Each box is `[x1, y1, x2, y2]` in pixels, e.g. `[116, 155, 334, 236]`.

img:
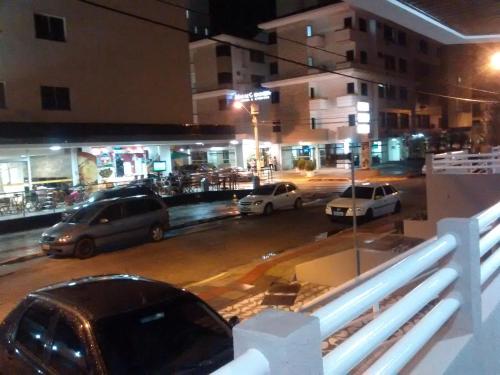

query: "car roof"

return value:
[352, 183, 393, 188]
[32, 275, 187, 321]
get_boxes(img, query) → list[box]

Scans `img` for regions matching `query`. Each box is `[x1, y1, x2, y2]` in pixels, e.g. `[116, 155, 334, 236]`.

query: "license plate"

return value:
[42, 244, 50, 250]
[333, 211, 344, 216]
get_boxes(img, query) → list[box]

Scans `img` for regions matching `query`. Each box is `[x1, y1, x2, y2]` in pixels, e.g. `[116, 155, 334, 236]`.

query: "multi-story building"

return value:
[190, 34, 282, 169]
[0, 0, 234, 193]
[258, 1, 443, 169]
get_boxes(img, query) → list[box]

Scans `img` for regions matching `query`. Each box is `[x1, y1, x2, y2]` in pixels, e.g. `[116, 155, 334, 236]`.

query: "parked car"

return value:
[325, 183, 401, 221]
[238, 182, 302, 215]
[41, 195, 169, 259]
[0, 275, 235, 374]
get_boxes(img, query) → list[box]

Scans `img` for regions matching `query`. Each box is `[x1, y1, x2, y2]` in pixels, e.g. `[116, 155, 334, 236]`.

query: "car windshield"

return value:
[65, 205, 100, 223]
[250, 185, 276, 195]
[340, 186, 374, 199]
[88, 191, 106, 202]
[94, 296, 233, 374]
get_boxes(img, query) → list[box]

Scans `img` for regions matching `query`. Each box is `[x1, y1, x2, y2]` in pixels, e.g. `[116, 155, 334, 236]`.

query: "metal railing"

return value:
[432, 150, 500, 174]
[213, 200, 500, 374]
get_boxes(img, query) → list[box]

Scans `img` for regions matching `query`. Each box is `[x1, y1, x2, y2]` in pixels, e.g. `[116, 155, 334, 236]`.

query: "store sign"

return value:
[234, 90, 272, 103]
[356, 124, 370, 134]
[357, 101, 370, 112]
[356, 101, 371, 135]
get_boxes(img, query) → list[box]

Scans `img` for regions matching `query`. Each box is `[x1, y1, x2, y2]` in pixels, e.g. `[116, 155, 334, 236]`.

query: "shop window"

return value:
[271, 91, 280, 103]
[397, 31, 407, 46]
[378, 85, 385, 98]
[346, 50, 354, 62]
[306, 25, 313, 37]
[269, 62, 278, 75]
[344, 17, 352, 29]
[399, 58, 407, 73]
[0, 82, 5, 108]
[347, 82, 355, 94]
[222, 150, 230, 164]
[40, 86, 71, 110]
[34, 13, 66, 42]
[360, 50, 368, 64]
[399, 87, 408, 101]
[249, 49, 265, 63]
[216, 45, 231, 57]
[348, 114, 356, 126]
[361, 83, 368, 96]
[268, 31, 277, 44]
[217, 72, 232, 84]
[359, 18, 367, 32]
[400, 113, 410, 128]
[311, 117, 317, 129]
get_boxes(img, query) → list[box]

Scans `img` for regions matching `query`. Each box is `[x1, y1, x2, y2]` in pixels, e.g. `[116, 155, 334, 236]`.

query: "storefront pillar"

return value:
[26, 154, 33, 189]
[70, 148, 80, 186]
[235, 143, 244, 168]
[314, 145, 321, 169]
[159, 145, 173, 174]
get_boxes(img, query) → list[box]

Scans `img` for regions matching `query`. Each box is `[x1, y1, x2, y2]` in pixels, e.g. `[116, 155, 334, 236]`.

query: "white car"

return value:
[238, 182, 302, 215]
[325, 183, 401, 221]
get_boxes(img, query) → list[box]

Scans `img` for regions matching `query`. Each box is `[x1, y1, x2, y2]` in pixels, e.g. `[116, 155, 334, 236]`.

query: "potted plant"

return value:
[304, 160, 316, 177]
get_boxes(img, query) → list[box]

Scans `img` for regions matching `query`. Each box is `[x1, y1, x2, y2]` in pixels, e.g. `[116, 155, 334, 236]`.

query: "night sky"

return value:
[210, 0, 276, 38]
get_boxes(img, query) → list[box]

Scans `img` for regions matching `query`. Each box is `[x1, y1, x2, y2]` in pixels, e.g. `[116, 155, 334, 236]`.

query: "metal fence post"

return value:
[232, 309, 323, 375]
[437, 218, 482, 336]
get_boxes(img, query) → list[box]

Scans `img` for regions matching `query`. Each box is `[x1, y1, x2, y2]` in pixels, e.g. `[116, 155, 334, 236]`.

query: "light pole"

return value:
[234, 100, 261, 172]
[350, 142, 360, 276]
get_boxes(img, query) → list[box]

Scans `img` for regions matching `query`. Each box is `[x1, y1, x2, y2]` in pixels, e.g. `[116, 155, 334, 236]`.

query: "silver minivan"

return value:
[40, 195, 169, 258]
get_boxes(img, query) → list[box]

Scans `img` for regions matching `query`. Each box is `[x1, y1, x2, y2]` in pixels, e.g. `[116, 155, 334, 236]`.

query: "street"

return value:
[0, 178, 425, 319]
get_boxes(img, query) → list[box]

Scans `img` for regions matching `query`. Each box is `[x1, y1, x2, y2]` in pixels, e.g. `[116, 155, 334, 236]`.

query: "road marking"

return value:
[183, 272, 228, 288]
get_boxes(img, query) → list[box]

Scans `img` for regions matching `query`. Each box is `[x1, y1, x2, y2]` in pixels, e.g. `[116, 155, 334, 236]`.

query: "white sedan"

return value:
[325, 183, 401, 221]
[238, 182, 302, 215]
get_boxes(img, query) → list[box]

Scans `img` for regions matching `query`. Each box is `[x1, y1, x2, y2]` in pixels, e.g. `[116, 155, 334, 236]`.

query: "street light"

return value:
[490, 52, 500, 71]
[233, 100, 261, 172]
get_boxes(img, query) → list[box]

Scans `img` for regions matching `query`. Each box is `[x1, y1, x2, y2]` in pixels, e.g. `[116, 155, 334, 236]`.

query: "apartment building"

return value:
[0, 0, 234, 192]
[259, 2, 443, 169]
[190, 34, 281, 168]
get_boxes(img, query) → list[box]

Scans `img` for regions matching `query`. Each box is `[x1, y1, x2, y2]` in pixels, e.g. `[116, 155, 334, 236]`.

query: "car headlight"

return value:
[254, 200, 264, 206]
[56, 234, 73, 243]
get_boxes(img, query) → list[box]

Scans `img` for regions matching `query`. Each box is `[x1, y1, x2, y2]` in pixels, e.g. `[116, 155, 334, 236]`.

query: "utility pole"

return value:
[250, 102, 260, 171]
[350, 144, 360, 276]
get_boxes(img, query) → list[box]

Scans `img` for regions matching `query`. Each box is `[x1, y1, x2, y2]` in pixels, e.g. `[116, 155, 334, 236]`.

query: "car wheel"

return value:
[394, 201, 402, 214]
[264, 203, 273, 216]
[74, 238, 95, 259]
[364, 208, 373, 222]
[150, 224, 164, 242]
[294, 198, 303, 209]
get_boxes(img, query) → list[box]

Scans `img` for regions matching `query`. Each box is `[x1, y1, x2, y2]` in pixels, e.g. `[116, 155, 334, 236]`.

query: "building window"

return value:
[397, 31, 407, 46]
[344, 17, 352, 29]
[193, 25, 198, 34]
[268, 32, 277, 44]
[346, 50, 354, 62]
[399, 87, 408, 101]
[348, 114, 356, 126]
[271, 91, 280, 103]
[379, 112, 386, 127]
[311, 117, 317, 129]
[347, 82, 355, 94]
[378, 85, 385, 98]
[418, 93, 430, 105]
[40, 86, 70, 110]
[359, 18, 367, 32]
[216, 45, 231, 57]
[218, 98, 231, 111]
[217, 72, 232, 84]
[204, 27, 209, 36]
[251, 75, 264, 85]
[384, 55, 396, 71]
[306, 25, 313, 37]
[400, 113, 410, 128]
[0, 82, 5, 108]
[360, 50, 368, 64]
[310, 87, 315, 99]
[34, 14, 66, 42]
[387, 113, 398, 128]
[361, 83, 368, 96]
[272, 121, 281, 132]
[419, 39, 428, 54]
[386, 85, 396, 99]
[383, 25, 394, 42]
[399, 58, 407, 73]
[185, 10, 190, 19]
[269, 62, 278, 75]
[307, 56, 314, 66]
[249, 50, 265, 63]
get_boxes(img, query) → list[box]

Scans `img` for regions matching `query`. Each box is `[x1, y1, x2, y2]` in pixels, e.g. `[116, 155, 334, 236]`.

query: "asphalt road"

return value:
[0, 178, 425, 320]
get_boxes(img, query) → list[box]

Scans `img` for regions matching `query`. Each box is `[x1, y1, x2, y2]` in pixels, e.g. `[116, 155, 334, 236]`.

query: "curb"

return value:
[0, 252, 45, 267]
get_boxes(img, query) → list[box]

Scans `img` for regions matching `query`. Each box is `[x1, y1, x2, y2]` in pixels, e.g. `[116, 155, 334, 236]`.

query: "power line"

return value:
[76, 0, 500, 103]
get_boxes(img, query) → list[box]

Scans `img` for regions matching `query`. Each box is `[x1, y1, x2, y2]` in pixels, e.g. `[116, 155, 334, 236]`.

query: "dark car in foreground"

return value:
[41, 195, 169, 258]
[0, 275, 234, 374]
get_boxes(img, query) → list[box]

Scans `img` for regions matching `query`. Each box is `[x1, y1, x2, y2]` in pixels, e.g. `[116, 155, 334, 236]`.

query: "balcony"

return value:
[307, 34, 325, 48]
[309, 97, 330, 111]
[334, 27, 364, 43]
[336, 94, 357, 107]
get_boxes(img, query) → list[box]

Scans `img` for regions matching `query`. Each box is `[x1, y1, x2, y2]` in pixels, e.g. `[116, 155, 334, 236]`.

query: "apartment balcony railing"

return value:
[212, 200, 500, 374]
[432, 149, 500, 174]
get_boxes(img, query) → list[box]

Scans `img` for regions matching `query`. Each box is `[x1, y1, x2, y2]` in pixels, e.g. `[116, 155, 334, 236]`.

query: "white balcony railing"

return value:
[432, 149, 500, 174]
[212, 200, 500, 374]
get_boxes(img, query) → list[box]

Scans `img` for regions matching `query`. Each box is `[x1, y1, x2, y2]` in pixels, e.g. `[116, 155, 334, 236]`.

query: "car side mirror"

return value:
[99, 218, 109, 224]
[228, 315, 240, 327]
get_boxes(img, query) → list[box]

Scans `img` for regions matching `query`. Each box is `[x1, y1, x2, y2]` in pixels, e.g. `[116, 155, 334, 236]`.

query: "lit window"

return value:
[204, 27, 209, 36]
[307, 56, 313, 67]
[185, 10, 190, 19]
[194, 25, 198, 34]
[306, 25, 313, 37]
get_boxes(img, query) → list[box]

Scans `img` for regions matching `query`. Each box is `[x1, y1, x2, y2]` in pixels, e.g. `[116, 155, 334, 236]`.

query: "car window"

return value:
[15, 301, 55, 360]
[250, 185, 275, 195]
[94, 296, 232, 374]
[48, 315, 88, 374]
[286, 184, 297, 192]
[95, 203, 122, 223]
[67, 204, 103, 224]
[383, 185, 394, 195]
[374, 187, 385, 198]
[340, 186, 374, 199]
[147, 199, 162, 211]
[275, 184, 287, 195]
[125, 200, 149, 216]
